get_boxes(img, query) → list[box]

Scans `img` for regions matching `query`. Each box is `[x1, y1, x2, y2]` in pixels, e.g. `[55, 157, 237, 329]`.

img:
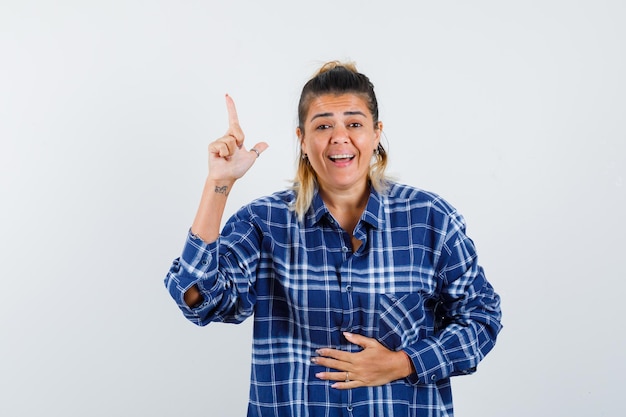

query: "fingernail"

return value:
[343, 332, 353, 338]
[310, 357, 318, 364]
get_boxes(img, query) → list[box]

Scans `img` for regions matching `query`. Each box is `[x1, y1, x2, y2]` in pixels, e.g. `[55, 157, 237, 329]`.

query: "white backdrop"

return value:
[1, 1, 625, 416]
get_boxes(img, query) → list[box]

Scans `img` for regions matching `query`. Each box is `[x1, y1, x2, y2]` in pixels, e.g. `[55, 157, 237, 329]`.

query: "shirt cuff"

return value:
[181, 229, 217, 277]
[403, 339, 450, 385]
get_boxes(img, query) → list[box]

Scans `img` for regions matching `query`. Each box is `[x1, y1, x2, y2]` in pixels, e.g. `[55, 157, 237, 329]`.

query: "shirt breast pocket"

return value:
[376, 292, 436, 351]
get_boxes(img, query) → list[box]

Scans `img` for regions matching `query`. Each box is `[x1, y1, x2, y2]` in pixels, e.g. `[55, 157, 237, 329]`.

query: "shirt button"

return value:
[201, 259, 208, 265]
[347, 405, 353, 411]
[431, 374, 437, 381]
[346, 285, 352, 292]
[341, 246, 349, 252]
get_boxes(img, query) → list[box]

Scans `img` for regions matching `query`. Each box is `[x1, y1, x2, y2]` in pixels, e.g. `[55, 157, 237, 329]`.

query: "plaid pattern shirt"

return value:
[165, 183, 502, 417]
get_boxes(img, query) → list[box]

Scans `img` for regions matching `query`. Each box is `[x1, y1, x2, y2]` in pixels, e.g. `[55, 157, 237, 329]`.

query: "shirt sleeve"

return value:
[164, 223, 259, 326]
[402, 210, 502, 385]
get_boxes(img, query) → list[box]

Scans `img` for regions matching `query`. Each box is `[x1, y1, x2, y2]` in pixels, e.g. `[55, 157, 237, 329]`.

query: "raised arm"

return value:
[184, 94, 268, 307]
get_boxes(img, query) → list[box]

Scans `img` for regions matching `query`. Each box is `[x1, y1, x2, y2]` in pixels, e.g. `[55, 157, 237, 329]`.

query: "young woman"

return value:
[164, 61, 502, 417]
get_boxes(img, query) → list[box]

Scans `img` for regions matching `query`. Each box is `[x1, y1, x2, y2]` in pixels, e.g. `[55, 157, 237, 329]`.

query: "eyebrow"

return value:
[310, 110, 367, 122]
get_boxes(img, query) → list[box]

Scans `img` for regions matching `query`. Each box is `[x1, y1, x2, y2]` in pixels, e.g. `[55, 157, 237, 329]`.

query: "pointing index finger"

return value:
[225, 94, 240, 128]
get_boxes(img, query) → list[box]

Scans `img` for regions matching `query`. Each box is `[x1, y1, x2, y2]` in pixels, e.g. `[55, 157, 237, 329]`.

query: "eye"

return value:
[316, 124, 332, 130]
[348, 122, 363, 128]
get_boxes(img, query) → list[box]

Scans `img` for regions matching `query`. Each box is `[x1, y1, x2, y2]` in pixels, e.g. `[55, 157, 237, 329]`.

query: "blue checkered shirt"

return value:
[165, 182, 502, 417]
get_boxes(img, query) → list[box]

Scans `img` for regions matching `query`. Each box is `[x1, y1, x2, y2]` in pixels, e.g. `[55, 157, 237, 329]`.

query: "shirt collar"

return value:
[308, 186, 385, 230]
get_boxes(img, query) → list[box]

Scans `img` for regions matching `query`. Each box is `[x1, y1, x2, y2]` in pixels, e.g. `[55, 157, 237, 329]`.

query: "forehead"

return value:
[306, 93, 371, 121]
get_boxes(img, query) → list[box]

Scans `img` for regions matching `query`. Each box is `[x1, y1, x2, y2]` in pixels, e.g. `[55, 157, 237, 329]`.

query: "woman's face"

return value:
[298, 93, 382, 197]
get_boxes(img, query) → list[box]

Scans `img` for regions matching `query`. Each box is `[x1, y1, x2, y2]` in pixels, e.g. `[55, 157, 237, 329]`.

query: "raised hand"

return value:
[207, 94, 269, 182]
[188, 94, 269, 249]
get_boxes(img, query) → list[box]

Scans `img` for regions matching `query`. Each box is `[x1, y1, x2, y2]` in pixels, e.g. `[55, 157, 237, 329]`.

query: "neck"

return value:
[319, 183, 370, 234]
[319, 182, 369, 209]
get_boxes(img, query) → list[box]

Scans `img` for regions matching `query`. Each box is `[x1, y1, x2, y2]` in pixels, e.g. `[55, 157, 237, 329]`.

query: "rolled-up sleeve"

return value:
[164, 203, 262, 326]
[164, 230, 224, 325]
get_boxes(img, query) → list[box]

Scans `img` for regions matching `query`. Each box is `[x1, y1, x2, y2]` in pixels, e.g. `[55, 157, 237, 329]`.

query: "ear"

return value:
[296, 127, 306, 153]
[374, 121, 383, 148]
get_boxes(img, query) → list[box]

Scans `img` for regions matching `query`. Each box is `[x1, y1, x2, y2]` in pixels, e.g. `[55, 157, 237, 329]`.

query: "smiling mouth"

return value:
[328, 154, 355, 162]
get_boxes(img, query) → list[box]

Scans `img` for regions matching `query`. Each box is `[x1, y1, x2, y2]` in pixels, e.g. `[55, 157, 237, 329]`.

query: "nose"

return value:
[331, 125, 349, 144]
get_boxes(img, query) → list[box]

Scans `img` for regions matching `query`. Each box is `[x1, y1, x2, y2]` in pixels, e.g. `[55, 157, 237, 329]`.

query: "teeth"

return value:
[329, 154, 354, 160]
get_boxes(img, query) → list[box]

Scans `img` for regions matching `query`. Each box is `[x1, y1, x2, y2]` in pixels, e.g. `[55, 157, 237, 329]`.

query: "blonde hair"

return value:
[292, 61, 389, 221]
